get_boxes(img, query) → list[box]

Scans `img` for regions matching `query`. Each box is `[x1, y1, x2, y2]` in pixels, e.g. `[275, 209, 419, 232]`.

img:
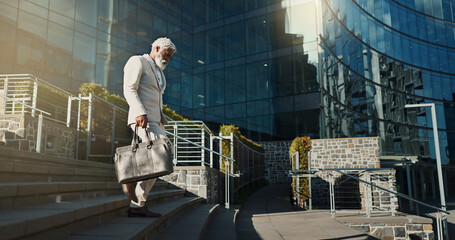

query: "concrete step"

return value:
[0, 189, 185, 240]
[65, 197, 204, 240]
[203, 206, 239, 240]
[0, 156, 117, 183]
[153, 204, 220, 240]
[0, 181, 169, 210]
[0, 146, 114, 171]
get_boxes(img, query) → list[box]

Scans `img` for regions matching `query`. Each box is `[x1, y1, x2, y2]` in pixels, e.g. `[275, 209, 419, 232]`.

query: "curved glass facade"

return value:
[320, 0, 455, 164]
[0, 0, 320, 141]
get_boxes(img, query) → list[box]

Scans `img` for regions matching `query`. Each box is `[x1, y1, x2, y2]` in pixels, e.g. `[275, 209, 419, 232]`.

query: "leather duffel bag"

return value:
[114, 127, 174, 184]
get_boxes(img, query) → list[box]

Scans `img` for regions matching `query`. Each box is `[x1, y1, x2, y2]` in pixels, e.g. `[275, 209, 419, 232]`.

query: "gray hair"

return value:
[151, 37, 177, 53]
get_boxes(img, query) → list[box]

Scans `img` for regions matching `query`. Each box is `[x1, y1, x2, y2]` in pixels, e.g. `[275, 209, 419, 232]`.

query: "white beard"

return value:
[155, 53, 168, 70]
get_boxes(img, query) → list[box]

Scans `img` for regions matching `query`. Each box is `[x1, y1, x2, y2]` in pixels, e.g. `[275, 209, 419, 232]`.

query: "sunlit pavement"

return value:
[236, 184, 377, 240]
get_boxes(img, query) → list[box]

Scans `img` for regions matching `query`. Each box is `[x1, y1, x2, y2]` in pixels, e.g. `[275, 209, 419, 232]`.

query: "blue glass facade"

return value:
[320, 0, 455, 164]
[0, 0, 320, 141]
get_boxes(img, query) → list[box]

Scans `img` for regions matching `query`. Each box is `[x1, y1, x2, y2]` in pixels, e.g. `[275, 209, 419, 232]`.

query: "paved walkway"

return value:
[236, 184, 377, 240]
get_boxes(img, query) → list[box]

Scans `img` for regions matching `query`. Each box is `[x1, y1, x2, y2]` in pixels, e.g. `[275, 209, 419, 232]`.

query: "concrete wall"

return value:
[260, 141, 292, 184]
[261, 137, 398, 212]
[160, 166, 220, 204]
[0, 114, 76, 158]
[349, 223, 433, 240]
[310, 137, 381, 169]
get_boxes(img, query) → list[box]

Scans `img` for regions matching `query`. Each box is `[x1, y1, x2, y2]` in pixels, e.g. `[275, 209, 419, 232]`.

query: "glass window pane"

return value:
[225, 0, 244, 17]
[193, 32, 206, 66]
[226, 103, 245, 119]
[271, 112, 295, 139]
[194, 0, 206, 26]
[247, 115, 270, 140]
[15, 30, 46, 72]
[182, 0, 192, 25]
[181, 71, 192, 108]
[163, 69, 181, 106]
[207, 27, 224, 63]
[296, 109, 320, 138]
[20, 0, 48, 18]
[246, 15, 268, 55]
[247, 99, 270, 116]
[225, 65, 246, 104]
[73, 32, 96, 82]
[205, 106, 224, 122]
[225, 22, 245, 59]
[268, 10, 292, 50]
[50, 0, 75, 18]
[0, 3, 17, 64]
[76, 0, 98, 27]
[47, 22, 73, 51]
[270, 56, 293, 97]
[207, 0, 223, 22]
[246, 0, 267, 11]
[205, 69, 224, 106]
[246, 61, 269, 101]
[193, 73, 205, 108]
[17, 10, 47, 39]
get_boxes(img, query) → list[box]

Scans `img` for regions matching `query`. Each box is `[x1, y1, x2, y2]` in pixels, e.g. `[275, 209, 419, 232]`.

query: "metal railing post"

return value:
[86, 93, 93, 161]
[309, 151, 312, 210]
[218, 133, 222, 169]
[201, 127, 205, 166]
[230, 133, 234, 174]
[66, 96, 72, 127]
[1, 76, 8, 114]
[76, 95, 82, 160]
[295, 151, 300, 208]
[389, 173, 397, 216]
[437, 213, 443, 240]
[36, 113, 43, 153]
[210, 135, 213, 168]
[21, 100, 25, 114]
[366, 172, 372, 217]
[406, 163, 414, 212]
[31, 79, 38, 117]
[225, 144, 230, 210]
[329, 173, 335, 217]
[111, 107, 116, 160]
[173, 125, 178, 165]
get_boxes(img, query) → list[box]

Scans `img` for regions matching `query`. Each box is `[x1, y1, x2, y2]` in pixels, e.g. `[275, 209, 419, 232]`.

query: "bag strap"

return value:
[131, 126, 154, 152]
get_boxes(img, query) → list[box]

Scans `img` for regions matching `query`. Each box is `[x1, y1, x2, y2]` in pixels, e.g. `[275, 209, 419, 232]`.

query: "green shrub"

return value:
[289, 136, 312, 208]
[219, 124, 264, 173]
[219, 125, 264, 153]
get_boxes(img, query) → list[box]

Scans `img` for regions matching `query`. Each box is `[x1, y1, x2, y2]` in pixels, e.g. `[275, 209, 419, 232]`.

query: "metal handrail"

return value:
[0, 94, 51, 116]
[231, 133, 264, 155]
[0, 74, 76, 98]
[165, 128, 239, 210]
[90, 94, 128, 113]
[164, 130, 236, 164]
[166, 119, 214, 136]
[0, 93, 50, 153]
[325, 168, 450, 215]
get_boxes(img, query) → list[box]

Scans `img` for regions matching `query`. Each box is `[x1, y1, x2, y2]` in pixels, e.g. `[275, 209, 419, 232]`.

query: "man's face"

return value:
[155, 47, 175, 70]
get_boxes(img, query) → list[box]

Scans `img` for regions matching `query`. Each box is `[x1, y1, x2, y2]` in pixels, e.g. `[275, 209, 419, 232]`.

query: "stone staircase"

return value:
[0, 146, 220, 240]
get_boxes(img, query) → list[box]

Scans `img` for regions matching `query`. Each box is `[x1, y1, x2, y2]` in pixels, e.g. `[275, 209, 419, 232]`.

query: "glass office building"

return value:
[319, 0, 455, 164]
[0, 0, 320, 141]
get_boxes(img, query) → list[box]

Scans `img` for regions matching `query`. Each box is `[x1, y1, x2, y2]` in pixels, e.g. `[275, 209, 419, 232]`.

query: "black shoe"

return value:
[128, 206, 162, 218]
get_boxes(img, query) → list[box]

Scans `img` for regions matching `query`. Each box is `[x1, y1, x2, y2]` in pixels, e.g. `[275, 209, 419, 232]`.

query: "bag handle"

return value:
[131, 126, 153, 152]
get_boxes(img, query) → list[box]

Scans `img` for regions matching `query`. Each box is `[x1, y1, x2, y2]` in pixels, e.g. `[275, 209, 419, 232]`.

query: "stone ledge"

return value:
[335, 212, 433, 225]
[311, 136, 380, 142]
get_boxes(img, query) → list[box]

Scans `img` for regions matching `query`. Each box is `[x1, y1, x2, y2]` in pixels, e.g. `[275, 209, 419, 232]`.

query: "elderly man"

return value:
[123, 37, 176, 217]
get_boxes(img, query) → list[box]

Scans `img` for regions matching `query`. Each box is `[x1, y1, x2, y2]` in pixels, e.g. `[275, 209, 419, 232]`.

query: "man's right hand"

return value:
[135, 115, 148, 128]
